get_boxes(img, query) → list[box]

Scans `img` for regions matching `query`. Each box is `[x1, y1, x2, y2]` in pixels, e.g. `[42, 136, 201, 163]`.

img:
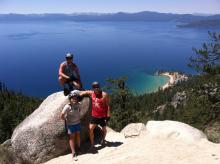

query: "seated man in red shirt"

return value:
[58, 53, 82, 95]
[80, 81, 110, 148]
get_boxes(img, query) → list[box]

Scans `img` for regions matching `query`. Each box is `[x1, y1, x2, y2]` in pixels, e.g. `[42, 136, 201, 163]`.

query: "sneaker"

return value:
[63, 87, 69, 96]
[72, 153, 78, 161]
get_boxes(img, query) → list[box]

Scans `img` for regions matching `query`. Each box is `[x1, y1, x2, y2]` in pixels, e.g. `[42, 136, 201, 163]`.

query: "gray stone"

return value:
[11, 92, 91, 164]
[121, 123, 146, 138]
[1, 139, 15, 158]
[146, 120, 207, 142]
[0, 144, 22, 164]
[171, 91, 186, 108]
[213, 88, 218, 92]
[1, 139, 12, 149]
[204, 121, 220, 143]
[155, 104, 166, 115]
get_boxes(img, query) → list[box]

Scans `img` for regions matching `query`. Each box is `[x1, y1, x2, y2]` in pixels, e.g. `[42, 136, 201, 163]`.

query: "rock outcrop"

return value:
[146, 120, 207, 142]
[204, 121, 220, 143]
[121, 123, 146, 138]
[171, 91, 187, 108]
[11, 92, 91, 164]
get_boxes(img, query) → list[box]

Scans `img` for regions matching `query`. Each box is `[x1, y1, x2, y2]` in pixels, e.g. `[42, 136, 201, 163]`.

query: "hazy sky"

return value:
[0, 0, 220, 14]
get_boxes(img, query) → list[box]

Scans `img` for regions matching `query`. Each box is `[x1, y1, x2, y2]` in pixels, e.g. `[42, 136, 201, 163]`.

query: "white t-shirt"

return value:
[62, 103, 81, 125]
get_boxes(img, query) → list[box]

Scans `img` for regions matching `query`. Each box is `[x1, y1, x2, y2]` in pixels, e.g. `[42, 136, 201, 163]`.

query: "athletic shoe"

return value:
[63, 87, 69, 96]
[73, 153, 78, 161]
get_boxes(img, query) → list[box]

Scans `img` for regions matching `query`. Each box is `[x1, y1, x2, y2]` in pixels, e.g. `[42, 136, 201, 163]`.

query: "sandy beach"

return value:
[160, 72, 188, 90]
[161, 72, 175, 90]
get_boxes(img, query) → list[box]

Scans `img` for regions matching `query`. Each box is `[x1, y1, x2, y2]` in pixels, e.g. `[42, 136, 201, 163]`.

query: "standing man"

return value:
[80, 81, 110, 148]
[58, 53, 82, 95]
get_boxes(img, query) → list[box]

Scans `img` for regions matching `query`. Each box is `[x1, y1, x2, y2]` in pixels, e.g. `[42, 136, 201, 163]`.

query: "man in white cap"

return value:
[58, 53, 82, 95]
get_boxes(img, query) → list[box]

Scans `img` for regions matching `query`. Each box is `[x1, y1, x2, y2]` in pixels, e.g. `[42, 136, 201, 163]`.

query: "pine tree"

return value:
[188, 32, 220, 75]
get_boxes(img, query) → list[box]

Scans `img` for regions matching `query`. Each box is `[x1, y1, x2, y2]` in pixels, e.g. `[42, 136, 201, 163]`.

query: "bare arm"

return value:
[79, 90, 93, 96]
[60, 105, 67, 120]
[60, 113, 65, 120]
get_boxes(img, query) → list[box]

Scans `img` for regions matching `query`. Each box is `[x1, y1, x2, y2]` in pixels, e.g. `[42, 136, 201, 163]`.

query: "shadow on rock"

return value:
[96, 140, 123, 150]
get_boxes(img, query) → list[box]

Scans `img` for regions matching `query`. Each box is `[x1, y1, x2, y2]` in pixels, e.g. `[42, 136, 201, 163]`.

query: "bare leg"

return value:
[69, 133, 76, 155]
[101, 126, 107, 144]
[58, 76, 66, 87]
[76, 131, 80, 149]
[102, 126, 107, 140]
[89, 124, 96, 147]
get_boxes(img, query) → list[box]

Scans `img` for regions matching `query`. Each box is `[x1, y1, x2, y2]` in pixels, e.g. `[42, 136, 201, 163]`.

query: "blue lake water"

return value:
[0, 21, 219, 98]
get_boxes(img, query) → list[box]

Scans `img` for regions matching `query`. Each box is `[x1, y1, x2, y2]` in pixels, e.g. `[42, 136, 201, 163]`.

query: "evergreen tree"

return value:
[0, 82, 41, 143]
[188, 32, 220, 75]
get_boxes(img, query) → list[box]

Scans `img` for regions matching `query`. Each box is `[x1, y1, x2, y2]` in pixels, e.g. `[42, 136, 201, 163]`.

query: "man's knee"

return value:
[58, 76, 66, 86]
[89, 124, 96, 131]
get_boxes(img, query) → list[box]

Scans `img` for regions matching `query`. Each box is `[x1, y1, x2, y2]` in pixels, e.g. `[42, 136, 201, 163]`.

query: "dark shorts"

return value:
[90, 116, 107, 127]
[66, 75, 78, 83]
[67, 123, 81, 134]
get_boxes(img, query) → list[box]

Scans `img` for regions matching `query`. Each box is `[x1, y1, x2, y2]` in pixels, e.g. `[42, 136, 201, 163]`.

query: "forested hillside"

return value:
[0, 82, 42, 143]
[106, 74, 220, 142]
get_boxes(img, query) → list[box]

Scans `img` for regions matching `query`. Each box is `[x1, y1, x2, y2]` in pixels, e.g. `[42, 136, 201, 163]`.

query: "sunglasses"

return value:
[93, 86, 100, 89]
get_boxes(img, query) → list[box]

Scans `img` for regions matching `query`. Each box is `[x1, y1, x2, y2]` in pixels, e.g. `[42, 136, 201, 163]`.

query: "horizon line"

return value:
[0, 10, 220, 16]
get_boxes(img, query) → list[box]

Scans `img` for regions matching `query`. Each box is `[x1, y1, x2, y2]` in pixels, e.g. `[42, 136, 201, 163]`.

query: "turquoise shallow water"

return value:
[127, 70, 169, 95]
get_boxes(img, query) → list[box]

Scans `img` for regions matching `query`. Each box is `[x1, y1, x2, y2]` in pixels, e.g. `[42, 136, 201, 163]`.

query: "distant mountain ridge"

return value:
[1, 11, 220, 23]
[178, 19, 220, 28]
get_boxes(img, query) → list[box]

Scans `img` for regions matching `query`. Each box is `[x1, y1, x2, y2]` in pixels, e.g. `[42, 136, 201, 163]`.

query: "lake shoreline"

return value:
[159, 71, 188, 90]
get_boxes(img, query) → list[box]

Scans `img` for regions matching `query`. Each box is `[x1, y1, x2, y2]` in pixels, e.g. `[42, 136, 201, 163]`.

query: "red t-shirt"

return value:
[91, 92, 108, 118]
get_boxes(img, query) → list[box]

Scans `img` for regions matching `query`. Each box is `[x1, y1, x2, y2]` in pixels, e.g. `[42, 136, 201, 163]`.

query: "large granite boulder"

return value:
[146, 120, 207, 142]
[11, 92, 91, 164]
